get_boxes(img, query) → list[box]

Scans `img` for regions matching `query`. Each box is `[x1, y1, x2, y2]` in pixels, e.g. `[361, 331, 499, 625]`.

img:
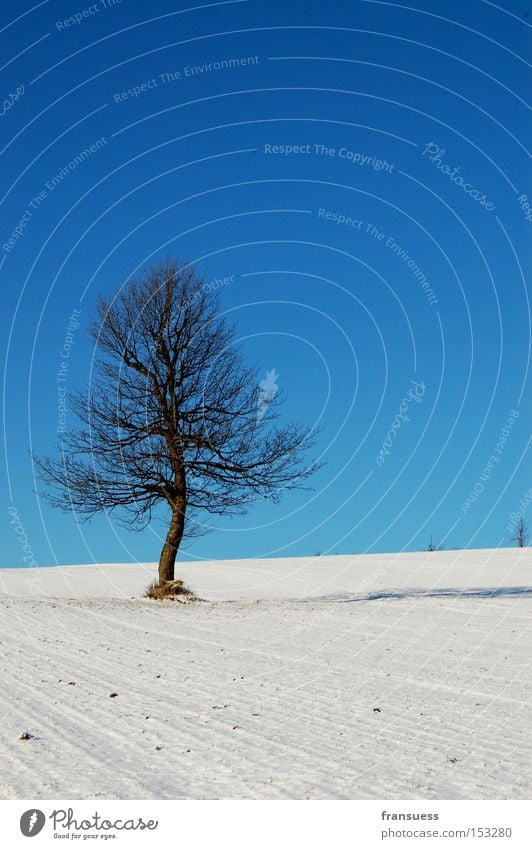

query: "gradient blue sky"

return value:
[2, 0, 530, 567]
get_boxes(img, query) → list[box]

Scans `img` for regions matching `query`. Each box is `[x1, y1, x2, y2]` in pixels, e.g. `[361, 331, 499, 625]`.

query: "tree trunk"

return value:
[158, 499, 185, 583]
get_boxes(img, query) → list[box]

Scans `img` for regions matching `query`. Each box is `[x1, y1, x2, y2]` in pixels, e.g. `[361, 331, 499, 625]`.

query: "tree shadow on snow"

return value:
[304, 586, 532, 603]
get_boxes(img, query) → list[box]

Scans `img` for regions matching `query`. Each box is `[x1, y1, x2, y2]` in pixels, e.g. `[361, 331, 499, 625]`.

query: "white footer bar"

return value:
[1, 799, 530, 848]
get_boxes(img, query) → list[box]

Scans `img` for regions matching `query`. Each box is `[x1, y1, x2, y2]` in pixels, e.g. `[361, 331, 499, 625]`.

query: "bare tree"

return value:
[35, 260, 318, 585]
[512, 517, 528, 548]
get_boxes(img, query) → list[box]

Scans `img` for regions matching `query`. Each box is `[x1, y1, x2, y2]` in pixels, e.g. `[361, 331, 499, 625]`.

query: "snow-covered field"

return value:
[0, 549, 530, 800]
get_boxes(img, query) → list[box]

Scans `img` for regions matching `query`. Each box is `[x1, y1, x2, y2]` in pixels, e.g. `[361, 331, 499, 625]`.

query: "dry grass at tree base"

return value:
[144, 579, 198, 602]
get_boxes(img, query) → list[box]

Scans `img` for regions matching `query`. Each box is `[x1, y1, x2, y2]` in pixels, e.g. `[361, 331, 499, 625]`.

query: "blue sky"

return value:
[2, 0, 530, 567]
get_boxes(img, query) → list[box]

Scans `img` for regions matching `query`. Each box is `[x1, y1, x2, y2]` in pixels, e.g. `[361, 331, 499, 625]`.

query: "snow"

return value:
[0, 548, 530, 800]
